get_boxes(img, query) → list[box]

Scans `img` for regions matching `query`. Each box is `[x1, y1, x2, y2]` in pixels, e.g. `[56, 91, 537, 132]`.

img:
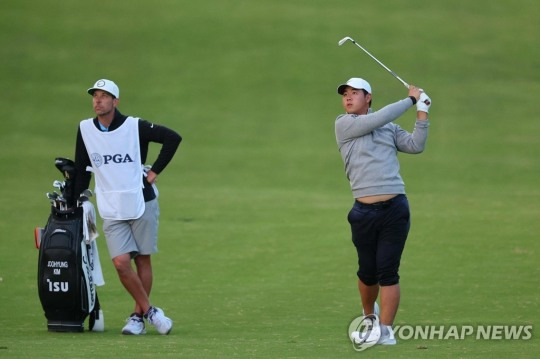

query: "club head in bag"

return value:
[55, 158, 77, 208]
[55, 158, 76, 180]
[81, 189, 93, 198]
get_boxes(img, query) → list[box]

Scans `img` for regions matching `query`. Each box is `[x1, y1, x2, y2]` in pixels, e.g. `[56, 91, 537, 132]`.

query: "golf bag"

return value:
[36, 158, 103, 332]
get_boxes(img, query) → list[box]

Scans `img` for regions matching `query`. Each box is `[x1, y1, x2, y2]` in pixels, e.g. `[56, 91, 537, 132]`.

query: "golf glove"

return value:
[417, 92, 431, 113]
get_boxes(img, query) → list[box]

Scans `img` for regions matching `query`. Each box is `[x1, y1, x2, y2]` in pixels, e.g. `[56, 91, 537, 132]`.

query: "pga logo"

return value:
[90, 153, 133, 167]
[91, 153, 103, 167]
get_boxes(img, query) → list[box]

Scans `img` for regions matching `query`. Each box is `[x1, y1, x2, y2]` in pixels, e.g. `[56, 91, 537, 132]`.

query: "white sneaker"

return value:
[122, 313, 146, 335]
[145, 306, 173, 335]
[362, 302, 380, 316]
[350, 314, 381, 349]
[378, 325, 397, 345]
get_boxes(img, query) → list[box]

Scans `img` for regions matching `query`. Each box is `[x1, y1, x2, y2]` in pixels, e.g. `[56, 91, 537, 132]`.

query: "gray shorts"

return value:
[102, 199, 160, 259]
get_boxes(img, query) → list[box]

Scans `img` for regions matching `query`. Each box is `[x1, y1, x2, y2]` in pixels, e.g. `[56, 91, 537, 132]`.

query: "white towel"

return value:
[82, 200, 99, 244]
[88, 240, 105, 286]
[82, 201, 105, 286]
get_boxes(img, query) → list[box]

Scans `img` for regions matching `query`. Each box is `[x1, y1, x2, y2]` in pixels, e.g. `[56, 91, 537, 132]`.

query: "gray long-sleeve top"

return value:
[335, 98, 429, 198]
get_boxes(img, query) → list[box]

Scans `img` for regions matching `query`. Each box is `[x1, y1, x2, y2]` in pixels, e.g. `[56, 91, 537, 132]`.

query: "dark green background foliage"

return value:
[0, 0, 538, 357]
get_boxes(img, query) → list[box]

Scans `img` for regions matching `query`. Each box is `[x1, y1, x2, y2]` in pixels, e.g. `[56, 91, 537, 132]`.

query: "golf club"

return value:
[57, 196, 67, 211]
[77, 195, 88, 207]
[46, 192, 57, 207]
[81, 189, 93, 198]
[53, 180, 64, 190]
[338, 36, 410, 89]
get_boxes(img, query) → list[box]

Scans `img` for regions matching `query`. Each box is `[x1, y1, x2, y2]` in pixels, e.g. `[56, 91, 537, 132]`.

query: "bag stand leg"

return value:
[89, 292, 104, 332]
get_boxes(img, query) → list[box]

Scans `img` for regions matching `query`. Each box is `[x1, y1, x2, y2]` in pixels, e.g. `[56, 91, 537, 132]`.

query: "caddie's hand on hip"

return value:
[146, 170, 158, 184]
[408, 85, 421, 101]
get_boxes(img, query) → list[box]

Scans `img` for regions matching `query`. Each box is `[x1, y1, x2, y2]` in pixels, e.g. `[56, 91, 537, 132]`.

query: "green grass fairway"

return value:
[0, 0, 538, 357]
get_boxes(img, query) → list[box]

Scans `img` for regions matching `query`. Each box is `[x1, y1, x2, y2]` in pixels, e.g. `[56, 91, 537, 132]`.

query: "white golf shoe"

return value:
[145, 306, 173, 335]
[122, 313, 146, 335]
[360, 303, 396, 345]
[350, 314, 381, 348]
[378, 325, 397, 345]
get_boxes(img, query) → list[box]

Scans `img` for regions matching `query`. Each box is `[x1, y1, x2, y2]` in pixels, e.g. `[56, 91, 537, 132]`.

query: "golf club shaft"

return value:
[340, 37, 410, 89]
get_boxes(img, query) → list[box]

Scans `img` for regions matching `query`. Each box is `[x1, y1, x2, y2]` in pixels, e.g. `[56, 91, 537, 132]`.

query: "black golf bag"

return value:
[36, 158, 102, 332]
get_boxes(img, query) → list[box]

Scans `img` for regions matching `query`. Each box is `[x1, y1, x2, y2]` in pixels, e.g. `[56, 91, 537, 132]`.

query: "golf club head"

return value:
[53, 180, 64, 190]
[81, 189, 93, 198]
[55, 157, 76, 180]
[338, 37, 354, 46]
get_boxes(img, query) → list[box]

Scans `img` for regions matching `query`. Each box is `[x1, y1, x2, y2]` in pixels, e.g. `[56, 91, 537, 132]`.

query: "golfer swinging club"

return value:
[73, 79, 181, 335]
[335, 78, 431, 345]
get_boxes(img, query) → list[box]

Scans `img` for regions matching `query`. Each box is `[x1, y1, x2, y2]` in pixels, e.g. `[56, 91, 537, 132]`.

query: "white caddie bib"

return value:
[80, 117, 145, 220]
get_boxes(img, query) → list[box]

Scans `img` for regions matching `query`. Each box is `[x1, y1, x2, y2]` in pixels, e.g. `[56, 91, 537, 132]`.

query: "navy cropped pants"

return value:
[347, 194, 410, 286]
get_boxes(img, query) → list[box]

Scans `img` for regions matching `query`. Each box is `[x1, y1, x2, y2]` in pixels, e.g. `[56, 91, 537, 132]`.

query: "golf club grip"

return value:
[392, 74, 409, 89]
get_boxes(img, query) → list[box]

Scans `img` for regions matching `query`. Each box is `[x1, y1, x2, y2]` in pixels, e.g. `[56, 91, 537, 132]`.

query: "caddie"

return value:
[73, 79, 181, 335]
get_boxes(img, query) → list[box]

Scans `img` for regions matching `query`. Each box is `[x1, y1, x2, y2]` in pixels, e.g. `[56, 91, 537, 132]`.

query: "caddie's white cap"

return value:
[87, 79, 120, 98]
[337, 78, 372, 95]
